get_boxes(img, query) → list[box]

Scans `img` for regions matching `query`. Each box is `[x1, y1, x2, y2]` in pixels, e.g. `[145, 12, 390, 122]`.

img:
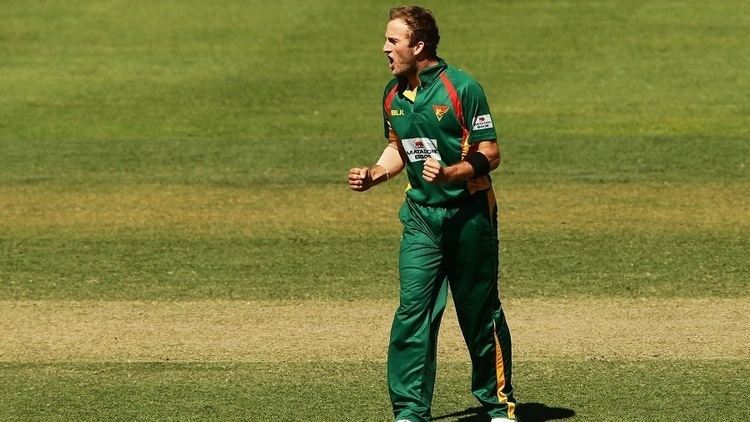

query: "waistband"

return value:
[406, 187, 492, 210]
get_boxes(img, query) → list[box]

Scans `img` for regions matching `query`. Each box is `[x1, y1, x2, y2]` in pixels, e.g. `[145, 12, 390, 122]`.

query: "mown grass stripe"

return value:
[1, 360, 747, 421]
[1, 182, 747, 236]
[2, 232, 745, 300]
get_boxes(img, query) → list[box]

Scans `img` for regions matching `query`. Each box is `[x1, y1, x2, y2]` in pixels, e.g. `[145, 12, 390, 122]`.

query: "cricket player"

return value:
[347, 6, 517, 422]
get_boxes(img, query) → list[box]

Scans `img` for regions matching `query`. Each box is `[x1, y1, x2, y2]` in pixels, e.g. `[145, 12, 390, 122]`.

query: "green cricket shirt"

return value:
[382, 59, 498, 206]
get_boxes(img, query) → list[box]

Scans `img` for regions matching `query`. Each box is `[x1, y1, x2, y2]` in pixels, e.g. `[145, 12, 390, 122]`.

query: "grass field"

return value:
[1, 0, 748, 420]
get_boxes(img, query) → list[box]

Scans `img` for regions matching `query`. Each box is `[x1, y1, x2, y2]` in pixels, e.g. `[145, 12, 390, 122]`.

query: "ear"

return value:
[412, 40, 425, 56]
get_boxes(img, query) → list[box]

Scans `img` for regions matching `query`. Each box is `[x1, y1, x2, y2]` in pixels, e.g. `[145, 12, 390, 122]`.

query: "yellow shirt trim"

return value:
[403, 88, 417, 102]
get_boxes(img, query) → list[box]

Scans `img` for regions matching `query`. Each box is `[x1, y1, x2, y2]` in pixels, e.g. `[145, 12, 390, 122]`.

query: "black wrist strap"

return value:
[464, 151, 491, 177]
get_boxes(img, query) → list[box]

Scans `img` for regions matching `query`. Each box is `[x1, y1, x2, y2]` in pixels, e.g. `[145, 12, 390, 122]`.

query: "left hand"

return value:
[422, 157, 445, 183]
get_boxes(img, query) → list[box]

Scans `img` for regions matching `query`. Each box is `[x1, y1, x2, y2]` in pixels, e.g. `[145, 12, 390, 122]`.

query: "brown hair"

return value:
[389, 6, 440, 58]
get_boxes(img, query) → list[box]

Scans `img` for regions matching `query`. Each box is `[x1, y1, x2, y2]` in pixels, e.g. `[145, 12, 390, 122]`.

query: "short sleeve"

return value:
[461, 81, 498, 143]
[382, 80, 399, 140]
[383, 104, 391, 140]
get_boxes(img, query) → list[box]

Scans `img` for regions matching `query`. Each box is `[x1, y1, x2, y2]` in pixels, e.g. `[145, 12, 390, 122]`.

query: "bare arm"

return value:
[348, 139, 405, 192]
[422, 140, 501, 183]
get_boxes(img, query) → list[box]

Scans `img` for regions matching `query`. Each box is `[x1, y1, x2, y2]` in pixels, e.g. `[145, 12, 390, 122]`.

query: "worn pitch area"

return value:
[2, 298, 747, 363]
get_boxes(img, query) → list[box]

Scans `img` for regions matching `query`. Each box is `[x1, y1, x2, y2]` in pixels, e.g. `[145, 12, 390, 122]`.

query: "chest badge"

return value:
[433, 105, 449, 121]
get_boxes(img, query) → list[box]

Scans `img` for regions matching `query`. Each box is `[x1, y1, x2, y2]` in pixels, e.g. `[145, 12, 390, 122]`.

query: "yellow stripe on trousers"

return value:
[493, 320, 516, 419]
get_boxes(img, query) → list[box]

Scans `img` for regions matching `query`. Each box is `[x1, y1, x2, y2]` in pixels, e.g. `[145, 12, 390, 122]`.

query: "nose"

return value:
[383, 41, 391, 54]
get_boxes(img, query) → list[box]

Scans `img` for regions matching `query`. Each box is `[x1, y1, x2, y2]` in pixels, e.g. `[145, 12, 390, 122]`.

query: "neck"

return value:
[407, 57, 439, 90]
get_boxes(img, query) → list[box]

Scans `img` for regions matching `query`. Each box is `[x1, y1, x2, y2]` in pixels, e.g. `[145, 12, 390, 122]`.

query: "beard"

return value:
[390, 52, 417, 77]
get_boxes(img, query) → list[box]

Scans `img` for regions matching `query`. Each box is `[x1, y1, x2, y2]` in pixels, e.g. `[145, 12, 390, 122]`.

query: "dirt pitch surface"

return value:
[1, 298, 747, 363]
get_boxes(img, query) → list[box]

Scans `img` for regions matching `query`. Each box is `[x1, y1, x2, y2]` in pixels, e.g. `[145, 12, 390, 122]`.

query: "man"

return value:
[347, 6, 517, 422]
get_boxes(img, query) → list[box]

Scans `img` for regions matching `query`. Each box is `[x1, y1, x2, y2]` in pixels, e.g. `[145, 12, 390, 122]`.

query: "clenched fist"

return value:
[348, 167, 373, 192]
[422, 157, 445, 183]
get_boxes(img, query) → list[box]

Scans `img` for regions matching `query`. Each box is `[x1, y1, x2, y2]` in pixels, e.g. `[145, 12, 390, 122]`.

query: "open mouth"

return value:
[388, 56, 395, 69]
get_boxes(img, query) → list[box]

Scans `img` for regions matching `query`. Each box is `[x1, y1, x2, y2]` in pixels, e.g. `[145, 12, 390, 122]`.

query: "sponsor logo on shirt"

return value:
[391, 109, 405, 116]
[472, 114, 493, 130]
[401, 137, 442, 163]
[433, 105, 449, 121]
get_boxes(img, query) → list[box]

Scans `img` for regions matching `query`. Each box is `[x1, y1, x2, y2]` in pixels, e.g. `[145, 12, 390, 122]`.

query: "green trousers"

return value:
[388, 189, 515, 422]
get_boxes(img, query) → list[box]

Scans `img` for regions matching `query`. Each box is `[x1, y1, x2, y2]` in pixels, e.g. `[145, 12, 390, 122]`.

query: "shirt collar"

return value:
[417, 58, 447, 86]
[398, 58, 447, 90]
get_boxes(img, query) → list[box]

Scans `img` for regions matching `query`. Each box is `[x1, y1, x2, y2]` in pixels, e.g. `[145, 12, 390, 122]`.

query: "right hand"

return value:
[348, 167, 373, 192]
[422, 157, 445, 184]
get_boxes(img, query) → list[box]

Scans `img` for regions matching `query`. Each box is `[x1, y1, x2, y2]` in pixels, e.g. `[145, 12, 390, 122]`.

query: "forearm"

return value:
[442, 160, 478, 182]
[442, 141, 501, 182]
[371, 142, 405, 186]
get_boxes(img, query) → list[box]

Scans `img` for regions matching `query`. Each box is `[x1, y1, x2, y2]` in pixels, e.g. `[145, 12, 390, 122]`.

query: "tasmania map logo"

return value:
[433, 105, 449, 121]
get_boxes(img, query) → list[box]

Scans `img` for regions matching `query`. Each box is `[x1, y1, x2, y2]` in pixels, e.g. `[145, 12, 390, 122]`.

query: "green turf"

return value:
[1, 1, 749, 301]
[1, 231, 746, 300]
[1, 360, 747, 421]
[1, 136, 748, 188]
[1, 1, 748, 419]
[2, 1, 747, 143]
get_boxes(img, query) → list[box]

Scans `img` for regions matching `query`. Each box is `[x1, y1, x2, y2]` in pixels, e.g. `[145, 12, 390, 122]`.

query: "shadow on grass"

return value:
[434, 402, 575, 422]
